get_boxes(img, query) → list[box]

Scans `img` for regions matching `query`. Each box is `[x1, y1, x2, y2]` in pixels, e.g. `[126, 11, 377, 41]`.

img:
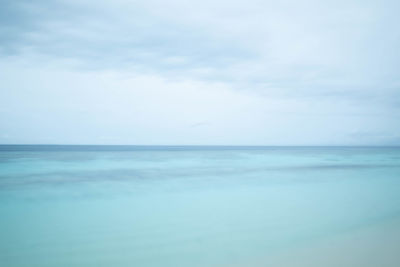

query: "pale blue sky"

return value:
[1, 0, 399, 145]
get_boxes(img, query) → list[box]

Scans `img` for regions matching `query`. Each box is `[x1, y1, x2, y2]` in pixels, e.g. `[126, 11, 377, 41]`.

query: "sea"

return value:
[1, 145, 399, 267]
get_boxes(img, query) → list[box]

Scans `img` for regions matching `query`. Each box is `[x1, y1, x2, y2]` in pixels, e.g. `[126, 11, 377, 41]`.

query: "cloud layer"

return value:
[1, 0, 399, 145]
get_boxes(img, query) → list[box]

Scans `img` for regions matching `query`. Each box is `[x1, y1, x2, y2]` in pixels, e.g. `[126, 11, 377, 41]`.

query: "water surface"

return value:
[1, 146, 400, 266]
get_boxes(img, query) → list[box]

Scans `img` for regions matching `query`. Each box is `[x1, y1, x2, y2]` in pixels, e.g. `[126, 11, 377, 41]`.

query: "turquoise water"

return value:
[1, 146, 400, 266]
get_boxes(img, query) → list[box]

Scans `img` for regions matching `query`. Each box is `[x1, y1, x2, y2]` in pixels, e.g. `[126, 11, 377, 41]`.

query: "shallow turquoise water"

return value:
[1, 146, 400, 266]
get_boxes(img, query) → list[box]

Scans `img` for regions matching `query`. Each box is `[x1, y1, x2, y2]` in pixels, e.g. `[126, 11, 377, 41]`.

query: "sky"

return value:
[0, 0, 399, 145]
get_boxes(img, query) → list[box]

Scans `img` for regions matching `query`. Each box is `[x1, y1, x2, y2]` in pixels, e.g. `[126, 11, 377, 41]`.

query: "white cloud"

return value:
[0, 0, 399, 145]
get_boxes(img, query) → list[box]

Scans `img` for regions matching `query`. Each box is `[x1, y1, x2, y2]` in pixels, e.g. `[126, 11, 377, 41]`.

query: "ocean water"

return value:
[0, 145, 400, 267]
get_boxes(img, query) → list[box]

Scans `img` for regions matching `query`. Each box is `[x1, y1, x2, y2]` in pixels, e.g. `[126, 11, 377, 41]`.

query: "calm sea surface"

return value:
[1, 146, 400, 266]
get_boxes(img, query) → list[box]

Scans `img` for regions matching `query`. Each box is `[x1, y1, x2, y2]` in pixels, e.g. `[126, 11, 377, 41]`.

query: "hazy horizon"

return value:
[1, 144, 400, 148]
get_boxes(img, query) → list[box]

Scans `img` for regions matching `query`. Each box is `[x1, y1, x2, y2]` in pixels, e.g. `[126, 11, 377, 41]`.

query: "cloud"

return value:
[0, 0, 399, 145]
[2, 0, 400, 85]
[189, 122, 211, 128]
[0, 0, 252, 76]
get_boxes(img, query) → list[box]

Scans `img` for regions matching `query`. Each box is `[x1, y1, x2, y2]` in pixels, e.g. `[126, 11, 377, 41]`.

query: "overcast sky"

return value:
[1, 0, 399, 145]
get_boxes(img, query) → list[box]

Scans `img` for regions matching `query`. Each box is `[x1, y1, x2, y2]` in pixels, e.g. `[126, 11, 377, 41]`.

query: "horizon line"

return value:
[1, 144, 399, 147]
